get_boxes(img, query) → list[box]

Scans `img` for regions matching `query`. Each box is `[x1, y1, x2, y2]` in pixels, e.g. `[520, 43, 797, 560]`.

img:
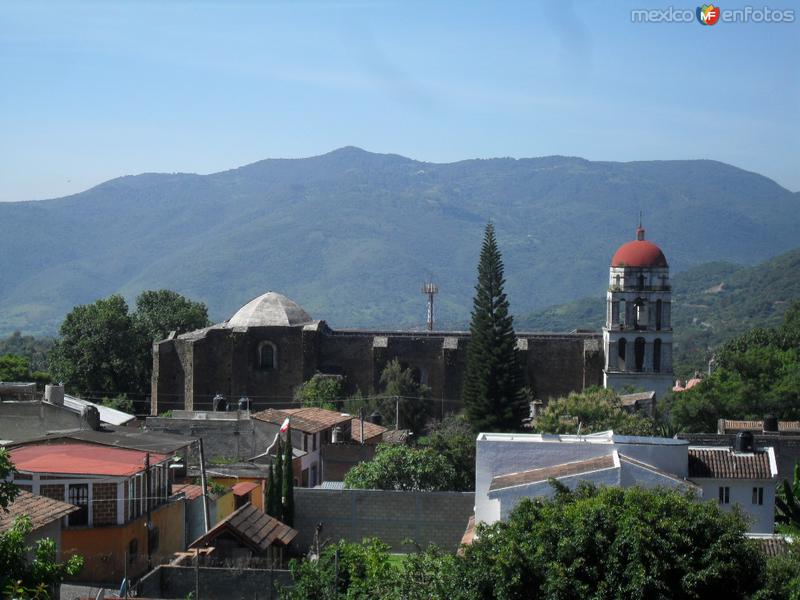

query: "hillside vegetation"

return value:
[519, 247, 800, 376]
[1, 147, 798, 336]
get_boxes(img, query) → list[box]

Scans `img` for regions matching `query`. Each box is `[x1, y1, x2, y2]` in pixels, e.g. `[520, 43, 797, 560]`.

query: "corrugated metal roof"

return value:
[63, 395, 136, 426]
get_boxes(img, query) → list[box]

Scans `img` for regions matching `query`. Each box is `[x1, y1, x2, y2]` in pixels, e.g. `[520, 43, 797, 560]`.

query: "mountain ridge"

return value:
[1, 148, 798, 337]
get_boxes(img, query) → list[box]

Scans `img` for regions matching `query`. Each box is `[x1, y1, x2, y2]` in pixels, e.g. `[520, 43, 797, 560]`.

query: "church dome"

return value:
[226, 292, 313, 327]
[611, 226, 668, 268]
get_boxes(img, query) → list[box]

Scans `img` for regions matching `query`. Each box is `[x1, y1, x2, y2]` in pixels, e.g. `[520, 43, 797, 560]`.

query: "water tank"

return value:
[369, 411, 383, 426]
[734, 431, 755, 453]
[332, 426, 342, 444]
[45, 384, 64, 406]
[763, 414, 779, 433]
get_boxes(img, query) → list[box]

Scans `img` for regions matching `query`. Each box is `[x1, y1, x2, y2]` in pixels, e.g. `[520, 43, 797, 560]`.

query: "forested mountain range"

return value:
[1, 147, 798, 337]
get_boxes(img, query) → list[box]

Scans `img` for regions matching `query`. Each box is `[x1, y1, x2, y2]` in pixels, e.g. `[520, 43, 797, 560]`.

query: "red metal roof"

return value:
[9, 443, 167, 477]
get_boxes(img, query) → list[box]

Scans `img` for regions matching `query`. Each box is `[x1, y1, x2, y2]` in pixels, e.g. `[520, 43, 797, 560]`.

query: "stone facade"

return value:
[152, 319, 603, 415]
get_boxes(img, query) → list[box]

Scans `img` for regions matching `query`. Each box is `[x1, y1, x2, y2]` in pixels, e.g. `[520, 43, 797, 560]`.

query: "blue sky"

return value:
[1, 0, 798, 201]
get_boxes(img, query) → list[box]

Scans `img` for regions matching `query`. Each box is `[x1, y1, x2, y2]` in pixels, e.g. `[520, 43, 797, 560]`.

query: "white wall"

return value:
[693, 479, 776, 534]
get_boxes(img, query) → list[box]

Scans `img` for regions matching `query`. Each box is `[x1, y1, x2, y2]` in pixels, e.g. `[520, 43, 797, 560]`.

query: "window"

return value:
[618, 338, 627, 370]
[638, 274, 645, 290]
[634, 299, 647, 330]
[634, 337, 646, 372]
[68, 484, 89, 527]
[653, 339, 662, 373]
[312, 433, 317, 452]
[619, 300, 626, 327]
[303, 434, 308, 452]
[655, 299, 663, 330]
[718, 486, 730, 504]
[258, 341, 277, 370]
[752, 487, 764, 505]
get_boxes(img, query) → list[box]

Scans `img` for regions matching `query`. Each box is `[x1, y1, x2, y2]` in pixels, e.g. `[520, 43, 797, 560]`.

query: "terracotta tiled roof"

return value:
[232, 481, 259, 497]
[688, 448, 774, 479]
[350, 419, 387, 443]
[381, 429, 410, 444]
[753, 536, 790, 558]
[0, 490, 78, 534]
[458, 515, 476, 555]
[489, 454, 616, 492]
[189, 503, 297, 551]
[172, 483, 205, 500]
[251, 407, 350, 433]
[9, 443, 167, 477]
[719, 420, 800, 434]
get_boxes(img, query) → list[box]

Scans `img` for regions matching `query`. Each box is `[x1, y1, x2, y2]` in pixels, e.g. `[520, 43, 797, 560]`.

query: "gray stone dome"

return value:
[226, 292, 313, 327]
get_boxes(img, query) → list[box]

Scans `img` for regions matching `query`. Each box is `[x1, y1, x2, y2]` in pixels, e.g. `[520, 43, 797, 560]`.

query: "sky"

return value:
[1, 0, 798, 202]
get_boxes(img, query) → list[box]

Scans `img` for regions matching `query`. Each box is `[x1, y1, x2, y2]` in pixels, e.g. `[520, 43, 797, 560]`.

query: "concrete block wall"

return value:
[138, 565, 293, 600]
[293, 488, 474, 553]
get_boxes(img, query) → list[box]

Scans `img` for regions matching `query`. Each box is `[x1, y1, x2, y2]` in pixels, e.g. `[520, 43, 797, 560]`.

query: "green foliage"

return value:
[295, 374, 343, 410]
[271, 439, 285, 521]
[377, 359, 431, 436]
[0, 332, 53, 372]
[344, 444, 457, 492]
[462, 223, 525, 433]
[663, 304, 800, 432]
[282, 426, 294, 526]
[208, 482, 229, 496]
[208, 456, 238, 465]
[533, 387, 657, 436]
[0, 516, 84, 597]
[99, 394, 135, 414]
[419, 415, 476, 491]
[0, 354, 51, 387]
[460, 483, 765, 600]
[755, 543, 800, 600]
[280, 538, 459, 600]
[266, 462, 279, 519]
[49, 290, 209, 399]
[0, 449, 20, 510]
[776, 462, 800, 535]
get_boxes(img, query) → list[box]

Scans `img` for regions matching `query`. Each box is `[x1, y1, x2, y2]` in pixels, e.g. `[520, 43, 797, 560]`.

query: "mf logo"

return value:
[697, 4, 721, 25]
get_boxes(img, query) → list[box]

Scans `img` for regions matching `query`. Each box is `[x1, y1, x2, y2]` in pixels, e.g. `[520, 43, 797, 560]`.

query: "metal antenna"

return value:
[421, 280, 439, 331]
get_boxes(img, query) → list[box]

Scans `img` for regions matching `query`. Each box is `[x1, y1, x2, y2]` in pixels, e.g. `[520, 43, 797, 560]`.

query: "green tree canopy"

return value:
[0, 353, 50, 386]
[533, 387, 656, 436]
[49, 290, 209, 402]
[664, 303, 800, 433]
[282, 426, 295, 527]
[295, 373, 344, 410]
[344, 443, 457, 492]
[420, 415, 476, 491]
[378, 359, 431, 435]
[462, 223, 525, 432]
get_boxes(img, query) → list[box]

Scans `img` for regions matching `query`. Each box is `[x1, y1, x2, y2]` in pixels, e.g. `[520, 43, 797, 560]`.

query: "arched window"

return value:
[258, 341, 277, 371]
[619, 300, 626, 327]
[634, 299, 648, 330]
[618, 338, 627, 370]
[638, 274, 645, 290]
[654, 339, 662, 372]
[655, 300, 663, 330]
[634, 337, 646, 372]
[614, 274, 621, 289]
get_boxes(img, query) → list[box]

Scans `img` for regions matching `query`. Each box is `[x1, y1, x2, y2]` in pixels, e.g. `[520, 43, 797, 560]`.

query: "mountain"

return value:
[518, 247, 800, 377]
[1, 147, 799, 337]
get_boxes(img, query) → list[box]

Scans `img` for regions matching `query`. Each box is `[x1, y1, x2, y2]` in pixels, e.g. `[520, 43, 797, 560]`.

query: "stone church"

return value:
[150, 227, 673, 415]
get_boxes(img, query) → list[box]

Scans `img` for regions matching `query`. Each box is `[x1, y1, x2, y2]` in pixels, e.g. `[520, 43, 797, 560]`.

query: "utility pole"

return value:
[421, 281, 438, 331]
[194, 548, 200, 600]
[197, 438, 210, 533]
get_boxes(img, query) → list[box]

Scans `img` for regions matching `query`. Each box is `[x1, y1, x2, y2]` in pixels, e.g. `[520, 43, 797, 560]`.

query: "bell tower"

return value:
[603, 223, 673, 398]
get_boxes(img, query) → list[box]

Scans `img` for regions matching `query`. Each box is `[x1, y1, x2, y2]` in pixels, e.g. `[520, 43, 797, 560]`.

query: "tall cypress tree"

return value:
[266, 462, 277, 518]
[462, 223, 526, 432]
[281, 426, 295, 526]
[271, 439, 284, 520]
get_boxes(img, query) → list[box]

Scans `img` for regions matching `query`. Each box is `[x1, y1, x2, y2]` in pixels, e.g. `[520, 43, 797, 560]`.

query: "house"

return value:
[0, 489, 78, 561]
[251, 407, 353, 487]
[188, 502, 297, 568]
[7, 442, 186, 583]
[171, 483, 237, 548]
[474, 430, 777, 533]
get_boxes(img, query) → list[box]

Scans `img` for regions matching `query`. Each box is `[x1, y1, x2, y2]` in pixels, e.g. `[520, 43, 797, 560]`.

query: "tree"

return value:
[49, 290, 209, 400]
[420, 415, 476, 491]
[378, 359, 431, 436]
[776, 462, 800, 535]
[270, 439, 284, 521]
[282, 426, 295, 526]
[533, 387, 656, 436]
[0, 449, 20, 510]
[462, 223, 525, 432]
[295, 374, 343, 410]
[755, 542, 800, 600]
[459, 482, 766, 600]
[266, 462, 279, 519]
[344, 444, 457, 492]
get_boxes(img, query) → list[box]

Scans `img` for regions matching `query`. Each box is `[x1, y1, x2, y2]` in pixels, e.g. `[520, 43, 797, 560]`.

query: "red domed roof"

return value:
[611, 227, 668, 268]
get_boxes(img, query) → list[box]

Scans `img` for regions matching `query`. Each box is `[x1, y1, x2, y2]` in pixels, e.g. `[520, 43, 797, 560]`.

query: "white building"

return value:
[476, 431, 777, 533]
[603, 224, 673, 399]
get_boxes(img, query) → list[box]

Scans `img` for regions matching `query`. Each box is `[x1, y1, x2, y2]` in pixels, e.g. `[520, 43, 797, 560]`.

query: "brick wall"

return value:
[293, 488, 474, 553]
[39, 484, 65, 502]
[93, 482, 118, 526]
